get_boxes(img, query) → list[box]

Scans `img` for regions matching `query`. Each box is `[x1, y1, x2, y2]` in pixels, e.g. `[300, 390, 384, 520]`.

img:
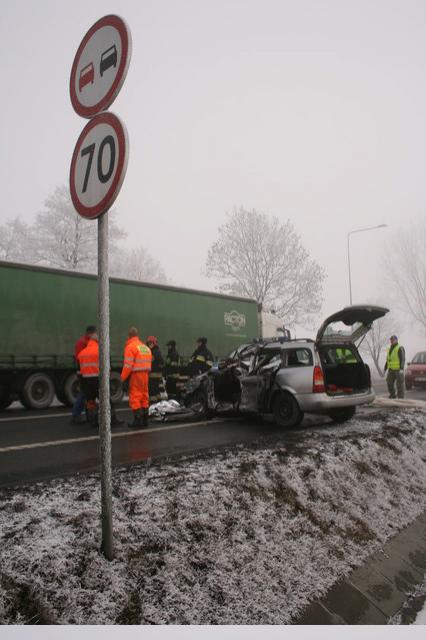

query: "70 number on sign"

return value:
[81, 136, 116, 193]
[70, 112, 128, 220]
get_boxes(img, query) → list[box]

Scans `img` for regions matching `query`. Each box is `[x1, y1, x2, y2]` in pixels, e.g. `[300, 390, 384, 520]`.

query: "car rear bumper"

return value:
[295, 389, 375, 413]
[406, 375, 426, 384]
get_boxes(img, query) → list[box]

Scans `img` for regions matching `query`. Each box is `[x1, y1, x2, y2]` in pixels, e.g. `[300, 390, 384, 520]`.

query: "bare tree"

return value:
[0, 218, 33, 263]
[206, 207, 325, 326]
[360, 312, 402, 377]
[110, 247, 168, 284]
[31, 186, 126, 270]
[0, 189, 168, 285]
[384, 218, 426, 335]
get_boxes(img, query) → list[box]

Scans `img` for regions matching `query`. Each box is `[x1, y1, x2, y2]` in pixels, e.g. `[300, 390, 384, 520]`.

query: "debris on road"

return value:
[148, 400, 197, 422]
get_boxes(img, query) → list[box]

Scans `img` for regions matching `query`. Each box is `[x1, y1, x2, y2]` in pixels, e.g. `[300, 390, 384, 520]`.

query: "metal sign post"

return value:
[70, 15, 131, 560]
[98, 212, 113, 559]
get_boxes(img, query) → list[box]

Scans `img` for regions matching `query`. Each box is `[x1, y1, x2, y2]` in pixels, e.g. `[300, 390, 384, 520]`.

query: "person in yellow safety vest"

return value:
[384, 334, 405, 399]
[335, 347, 357, 363]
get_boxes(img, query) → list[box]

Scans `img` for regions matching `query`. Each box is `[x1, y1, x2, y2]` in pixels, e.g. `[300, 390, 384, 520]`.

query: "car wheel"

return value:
[328, 406, 356, 423]
[186, 390, 209, 417]
[405, 382, 412, 390]
[272, 392, 303, 428]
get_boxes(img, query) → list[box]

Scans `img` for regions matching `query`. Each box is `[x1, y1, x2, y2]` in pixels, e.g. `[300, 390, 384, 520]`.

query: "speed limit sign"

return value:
[69, 111, 128, 219]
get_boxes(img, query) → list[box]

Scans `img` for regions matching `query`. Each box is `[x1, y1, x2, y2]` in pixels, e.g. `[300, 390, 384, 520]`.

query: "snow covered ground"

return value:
[0, 407, 425, 624]
[415, 598, 426, 624]
[389, 577, 426, 625]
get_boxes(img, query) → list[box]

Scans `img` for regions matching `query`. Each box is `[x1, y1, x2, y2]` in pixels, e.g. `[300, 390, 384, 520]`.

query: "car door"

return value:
[239, 349, 282, 413]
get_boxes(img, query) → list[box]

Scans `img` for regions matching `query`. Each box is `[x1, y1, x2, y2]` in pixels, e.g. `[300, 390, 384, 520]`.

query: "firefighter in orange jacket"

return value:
[121, 327, 152, 429]
[77, 331, 124, 428]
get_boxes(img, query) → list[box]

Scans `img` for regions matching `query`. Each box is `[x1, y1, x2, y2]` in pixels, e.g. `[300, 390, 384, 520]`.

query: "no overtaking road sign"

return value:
[70, 14, 132, 119]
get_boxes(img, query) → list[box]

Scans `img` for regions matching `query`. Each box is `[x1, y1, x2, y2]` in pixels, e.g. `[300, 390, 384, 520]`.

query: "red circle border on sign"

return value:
[70, 112, 128, 219]
[70, 14, 131, 119]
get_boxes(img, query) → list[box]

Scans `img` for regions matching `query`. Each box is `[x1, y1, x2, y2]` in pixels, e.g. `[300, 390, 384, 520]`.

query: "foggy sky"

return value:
[1, 0, 425, 354]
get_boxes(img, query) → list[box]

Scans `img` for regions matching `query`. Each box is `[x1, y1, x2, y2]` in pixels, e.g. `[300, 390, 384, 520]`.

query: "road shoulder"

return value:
[296, 509, 426, 624]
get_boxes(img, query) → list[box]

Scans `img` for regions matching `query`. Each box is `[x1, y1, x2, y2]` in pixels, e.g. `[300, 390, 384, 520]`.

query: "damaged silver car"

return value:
[183, 305, 389, 428]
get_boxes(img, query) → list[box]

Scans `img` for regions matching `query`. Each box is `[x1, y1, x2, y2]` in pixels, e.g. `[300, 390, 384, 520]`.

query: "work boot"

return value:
[128, 409, 143, 429]
[142, 408, 149, 427]
[87, 409, 99, 428]
[111, 406, 125, 428]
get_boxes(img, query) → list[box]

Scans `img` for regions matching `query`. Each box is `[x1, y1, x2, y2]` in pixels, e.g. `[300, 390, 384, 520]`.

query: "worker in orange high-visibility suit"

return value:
[77, 331, 124, 428]
[121, 326, 152, 429]
[77, 331, 100, 426]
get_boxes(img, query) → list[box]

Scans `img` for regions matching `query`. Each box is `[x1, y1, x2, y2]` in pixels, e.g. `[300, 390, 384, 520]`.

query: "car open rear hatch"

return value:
[316, 305, 389, 396]
[316, 305, 389, 345]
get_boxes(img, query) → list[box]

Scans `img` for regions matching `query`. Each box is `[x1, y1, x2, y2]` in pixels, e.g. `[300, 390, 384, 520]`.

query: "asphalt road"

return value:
[372, 376, 426, 401]
[0, 381, 425, 489]
[0, 404, 284, 488]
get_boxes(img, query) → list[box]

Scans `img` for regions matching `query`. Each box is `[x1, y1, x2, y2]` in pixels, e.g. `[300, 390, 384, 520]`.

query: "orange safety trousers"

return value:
[129, 371, 149, 410]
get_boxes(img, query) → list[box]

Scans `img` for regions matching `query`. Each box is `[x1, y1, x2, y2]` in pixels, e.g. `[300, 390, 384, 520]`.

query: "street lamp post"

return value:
[347, 224, 387, 305]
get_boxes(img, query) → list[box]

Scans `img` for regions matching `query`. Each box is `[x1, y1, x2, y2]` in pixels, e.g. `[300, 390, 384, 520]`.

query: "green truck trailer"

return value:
[0, 261, 260, 410]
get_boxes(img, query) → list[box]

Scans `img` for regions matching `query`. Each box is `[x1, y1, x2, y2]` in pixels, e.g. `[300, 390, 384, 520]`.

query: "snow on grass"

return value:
[1, 408, 426, 624]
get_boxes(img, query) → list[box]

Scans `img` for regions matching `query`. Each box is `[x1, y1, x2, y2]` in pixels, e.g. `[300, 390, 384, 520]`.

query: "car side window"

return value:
[260, 353, 282, 371]
[284, 348, 312, 367]
[251, 349, 282, 373]
[327, 347, 359, 364]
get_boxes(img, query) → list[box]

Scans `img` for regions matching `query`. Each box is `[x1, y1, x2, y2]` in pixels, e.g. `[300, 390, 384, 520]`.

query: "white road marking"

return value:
[0, 412, 74, 423]
[0, 418, 223, 454]
[0, 407, 129, 423]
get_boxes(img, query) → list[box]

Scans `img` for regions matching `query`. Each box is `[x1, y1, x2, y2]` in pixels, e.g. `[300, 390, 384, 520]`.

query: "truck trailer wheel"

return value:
[110, 372, 124, 403]
[0, 383, 13, 410]
[62, 372, 80, 406]
[19, 373, 55, 409]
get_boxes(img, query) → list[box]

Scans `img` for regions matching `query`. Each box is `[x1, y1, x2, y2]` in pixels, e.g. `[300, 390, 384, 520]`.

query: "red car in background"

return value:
[405, 351, 426, 389]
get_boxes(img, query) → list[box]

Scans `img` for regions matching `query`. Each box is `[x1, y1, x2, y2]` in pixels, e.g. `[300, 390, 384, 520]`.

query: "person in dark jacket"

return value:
[146, 336, 165, 404]
[165, 340, 181, 400]
[189, 337, 214, 376]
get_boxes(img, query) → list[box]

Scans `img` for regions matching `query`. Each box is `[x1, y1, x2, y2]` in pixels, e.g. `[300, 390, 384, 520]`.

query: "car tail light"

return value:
[313, 365, 325, 393]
